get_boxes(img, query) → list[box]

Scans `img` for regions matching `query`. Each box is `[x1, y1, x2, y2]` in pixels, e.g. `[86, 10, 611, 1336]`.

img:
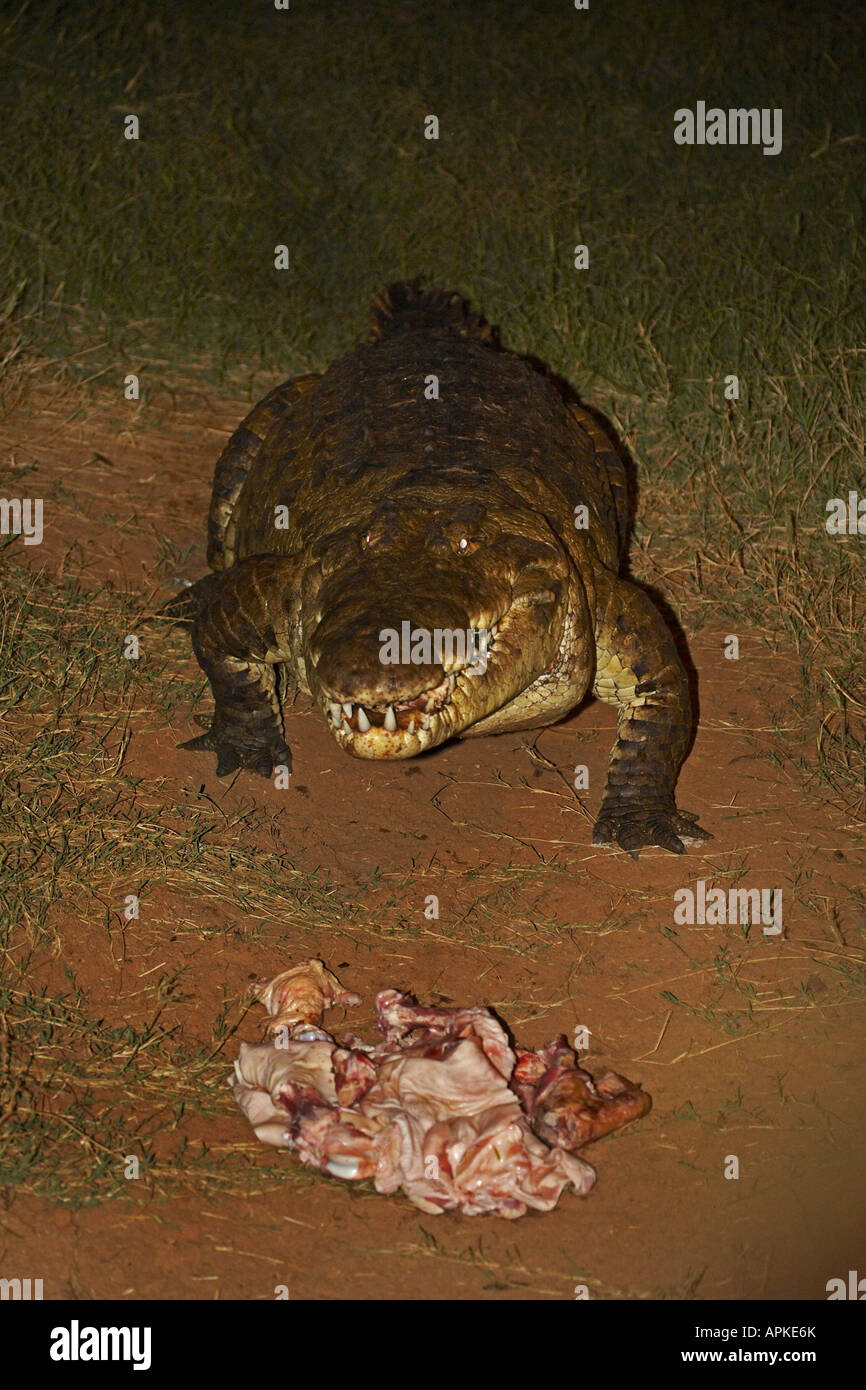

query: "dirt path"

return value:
[2, 385, 864, 1300]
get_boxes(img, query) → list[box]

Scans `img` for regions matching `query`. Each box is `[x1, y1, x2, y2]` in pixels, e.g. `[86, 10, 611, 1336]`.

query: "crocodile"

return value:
[169, 281, 710, 857]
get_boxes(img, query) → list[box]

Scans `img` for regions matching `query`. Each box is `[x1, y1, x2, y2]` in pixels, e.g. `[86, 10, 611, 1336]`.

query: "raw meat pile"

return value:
[232, 959, 650, 1218]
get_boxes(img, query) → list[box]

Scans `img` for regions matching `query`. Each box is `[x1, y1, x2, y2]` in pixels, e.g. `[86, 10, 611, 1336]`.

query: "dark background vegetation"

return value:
[0, 0, 861, 374]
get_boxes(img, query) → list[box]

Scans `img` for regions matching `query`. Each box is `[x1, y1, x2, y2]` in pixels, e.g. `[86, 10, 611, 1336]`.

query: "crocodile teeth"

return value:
[421, 713, 431, 730]
[342, 702, 353, 717]
[448, 674, 457, 692]
[384, 706, 397, 732]
[407, 717, 416, 734]
[356, 706, 370, 733]
[329, 702, 341, 722]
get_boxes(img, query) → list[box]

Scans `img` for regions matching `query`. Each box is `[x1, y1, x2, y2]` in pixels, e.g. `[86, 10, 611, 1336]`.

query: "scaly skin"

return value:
[170, 282, 710, 856]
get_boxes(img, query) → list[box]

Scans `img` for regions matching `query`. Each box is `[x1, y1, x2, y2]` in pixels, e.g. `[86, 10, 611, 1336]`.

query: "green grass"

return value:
[0, 0, 861, 372]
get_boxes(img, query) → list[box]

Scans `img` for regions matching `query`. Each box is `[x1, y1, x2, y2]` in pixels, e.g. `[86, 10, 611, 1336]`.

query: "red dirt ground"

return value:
[1, 380, 864, 1300]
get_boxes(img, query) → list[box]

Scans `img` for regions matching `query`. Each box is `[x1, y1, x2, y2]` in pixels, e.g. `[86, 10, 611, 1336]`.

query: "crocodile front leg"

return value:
[591, 573, 711, 857]
[179, 556, 301, 778]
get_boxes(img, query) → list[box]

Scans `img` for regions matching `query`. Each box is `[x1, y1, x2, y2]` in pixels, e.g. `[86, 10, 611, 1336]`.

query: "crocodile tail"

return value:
[370, 279, 496, 343]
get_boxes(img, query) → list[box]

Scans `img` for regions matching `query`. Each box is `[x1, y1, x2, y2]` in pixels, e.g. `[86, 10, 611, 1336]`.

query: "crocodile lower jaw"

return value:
[319, 614, 515, 757]
[316, 598, 562, 758]
[322, 666, 469, 758]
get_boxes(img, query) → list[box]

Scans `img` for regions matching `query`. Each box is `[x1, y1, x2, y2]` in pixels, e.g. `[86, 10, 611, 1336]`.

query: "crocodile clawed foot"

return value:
[592, 803, 711, 859]
[179, 725, 292, 779]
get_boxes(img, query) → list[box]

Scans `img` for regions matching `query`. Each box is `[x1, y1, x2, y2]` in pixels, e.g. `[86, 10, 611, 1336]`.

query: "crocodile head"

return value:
[302, 493, 577, 759]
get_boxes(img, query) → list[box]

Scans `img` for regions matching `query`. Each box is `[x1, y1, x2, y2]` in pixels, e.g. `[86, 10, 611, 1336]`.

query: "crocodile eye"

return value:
[446, 531, 484, 556]
[428, 512, 500, 556]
